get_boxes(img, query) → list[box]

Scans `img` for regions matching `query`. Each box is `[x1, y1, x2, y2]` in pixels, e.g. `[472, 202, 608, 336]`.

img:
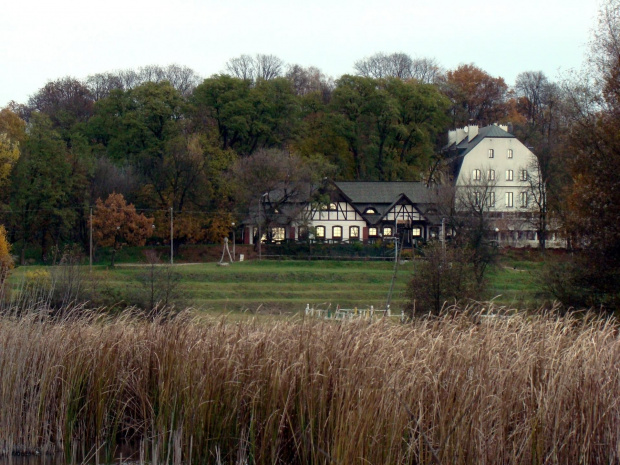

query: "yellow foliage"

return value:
[0, 133, 19, 187]
[0, 225, 14, 286]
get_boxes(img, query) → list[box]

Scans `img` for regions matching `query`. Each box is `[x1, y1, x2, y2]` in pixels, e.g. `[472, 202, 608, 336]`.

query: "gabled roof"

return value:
[333, 181, 432, 225]
[458, 125, 514, 158]
[334, 182, 429, 204]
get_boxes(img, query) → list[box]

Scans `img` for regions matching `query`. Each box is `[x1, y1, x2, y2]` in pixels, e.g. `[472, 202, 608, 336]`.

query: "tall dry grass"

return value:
[0, 306, 618, 464]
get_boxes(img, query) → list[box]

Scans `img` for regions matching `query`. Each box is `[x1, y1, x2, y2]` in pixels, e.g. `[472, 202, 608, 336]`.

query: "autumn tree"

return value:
[441, 64, 508, 126]
[91, 193, 154, 266]
[550, 0, 620, 310]
[0, 108, 25, 201]
[224, 54, 284, 82]
[0, 225, 13, 290]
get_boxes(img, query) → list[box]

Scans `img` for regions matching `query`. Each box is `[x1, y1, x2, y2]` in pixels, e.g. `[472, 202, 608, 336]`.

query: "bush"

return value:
[407, 242, 480, 316]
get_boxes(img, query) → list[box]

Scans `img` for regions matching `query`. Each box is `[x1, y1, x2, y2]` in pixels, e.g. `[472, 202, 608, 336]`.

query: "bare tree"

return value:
[254, 54, 284, 80]
[86, 73, 125, 101]
[411, 57, 443, 84]
[354, 52, 441, 82]
[225, 54, 284, 82]
[285, 64, 334, 99]
[225, 54, 255, 81]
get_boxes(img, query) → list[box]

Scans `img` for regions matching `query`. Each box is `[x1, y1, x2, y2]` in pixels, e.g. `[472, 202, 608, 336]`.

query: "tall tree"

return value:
[441, 64, 508, 126]
[10, 113, 75, 262]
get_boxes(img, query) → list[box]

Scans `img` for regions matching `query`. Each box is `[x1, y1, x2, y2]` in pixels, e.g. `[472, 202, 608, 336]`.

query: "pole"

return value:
[231, 222, 236, 261]
[441, 217, 446, 257]
[170, 207, 174, 265]
[89, 207, 93, 273]
[258, 196, 262, 260]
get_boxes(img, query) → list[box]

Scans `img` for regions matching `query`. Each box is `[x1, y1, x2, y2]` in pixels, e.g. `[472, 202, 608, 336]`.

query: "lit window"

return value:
[488, 149, 494, 158]
[329, 203, 337, 211]
[272, 227, 285, 241]
[519, 169, 528, 181]
[473, 169, 481, 181]
[487, 169, 495, 181]
[506, 170, 514, 181]
[487, 192, 495, 207]
[316, 226, 325, 238]
[507, 149, 513, 159]
[369, 227, 378, 237]
[349, 226, 360, 239]
[412, 227, 422, 237]
[520, 191, 528, 207]
[332, 225, 342, 239]
[383, 226, 393, 236]
[364, 208, 377, 214]
[506, 192, 514, 207]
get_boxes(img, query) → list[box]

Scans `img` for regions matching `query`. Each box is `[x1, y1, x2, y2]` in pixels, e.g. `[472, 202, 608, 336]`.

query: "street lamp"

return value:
[258, 192, 268, 260]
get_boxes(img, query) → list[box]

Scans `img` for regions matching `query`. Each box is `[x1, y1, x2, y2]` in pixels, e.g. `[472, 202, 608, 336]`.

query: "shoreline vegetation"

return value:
[0, 305, 618, 464]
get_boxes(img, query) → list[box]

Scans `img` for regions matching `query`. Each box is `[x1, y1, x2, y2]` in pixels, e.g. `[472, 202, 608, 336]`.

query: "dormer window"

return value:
[364, 208, 377, 214]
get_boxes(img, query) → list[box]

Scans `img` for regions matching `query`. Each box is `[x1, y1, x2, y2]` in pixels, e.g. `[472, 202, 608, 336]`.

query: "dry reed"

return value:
[0, 306, 618, 464]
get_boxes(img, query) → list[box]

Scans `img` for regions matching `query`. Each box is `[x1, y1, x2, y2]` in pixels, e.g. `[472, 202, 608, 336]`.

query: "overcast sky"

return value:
[0, 0, 601, 108]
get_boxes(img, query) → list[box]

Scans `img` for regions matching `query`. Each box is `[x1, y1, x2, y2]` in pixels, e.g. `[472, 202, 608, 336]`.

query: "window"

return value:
[332, 225, 343, 239]
[383, 226, 393, 236]
[364, 208, 377, 214]
[472, 169, 481, 181]
[487, 169, 495, 181]
[506, 192, 514, 207]
[507, 149, 513, 159]
[474, 191, 481, 206]
[315, 226, 325, 238]
[487, 192, 495, 207]
[349, 226, 360, 239]
[272, 227, 285, 242]
[298, 227, 308, 240]
[329, 203, 337, 211]
[519, 169, 528, 181]
[488, 149, 494, 158]
[506, 170, 514, 181]
[412, 227, 422, 237]
[520, 191, 528, 208]
[369, 227, 378, 237]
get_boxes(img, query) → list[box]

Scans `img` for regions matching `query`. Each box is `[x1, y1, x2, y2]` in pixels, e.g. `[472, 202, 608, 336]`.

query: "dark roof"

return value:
[459, 125, 514, 158]
[334, 181, 430, 204]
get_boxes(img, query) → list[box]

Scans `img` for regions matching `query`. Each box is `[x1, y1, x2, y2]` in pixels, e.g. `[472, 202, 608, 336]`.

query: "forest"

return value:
[0, 0, 619, 311]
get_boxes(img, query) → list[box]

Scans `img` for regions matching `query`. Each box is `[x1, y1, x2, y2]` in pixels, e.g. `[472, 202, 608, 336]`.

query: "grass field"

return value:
[7, 252, 548, 314]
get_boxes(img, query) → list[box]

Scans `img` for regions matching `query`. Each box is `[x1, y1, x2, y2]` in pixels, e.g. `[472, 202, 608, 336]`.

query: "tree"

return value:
[549, 0, 620, 310]
[91, 193, 154, 266]
[230, 149, 334, 244]
[0, 225, 13, 291]
[354, 52, 442, 83]
[407, 242, 477, 316]
[224, 54, 284, 82]
[10, 113, 75, 263]
[441, 64, 508, 126]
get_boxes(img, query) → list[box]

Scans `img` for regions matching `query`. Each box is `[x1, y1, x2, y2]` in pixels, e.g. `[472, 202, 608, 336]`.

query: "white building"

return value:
[445, 124, 563, 247]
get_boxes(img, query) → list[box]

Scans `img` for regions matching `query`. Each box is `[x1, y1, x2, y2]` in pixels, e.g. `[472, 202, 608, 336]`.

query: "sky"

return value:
[0, 0, 601, 108]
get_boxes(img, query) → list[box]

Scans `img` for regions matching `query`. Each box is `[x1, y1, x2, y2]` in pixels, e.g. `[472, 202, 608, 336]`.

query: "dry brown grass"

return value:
[0, 306, 618, 464]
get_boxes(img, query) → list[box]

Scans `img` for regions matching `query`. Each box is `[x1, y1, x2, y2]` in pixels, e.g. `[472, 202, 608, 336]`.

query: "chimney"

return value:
[456, 128, 467, 145]
[467, 125, 479, 140]
[448, 130, 456, 146]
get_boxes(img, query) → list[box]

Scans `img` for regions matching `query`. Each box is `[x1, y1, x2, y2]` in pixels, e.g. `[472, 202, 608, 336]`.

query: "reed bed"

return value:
[0, 307, 618, 464]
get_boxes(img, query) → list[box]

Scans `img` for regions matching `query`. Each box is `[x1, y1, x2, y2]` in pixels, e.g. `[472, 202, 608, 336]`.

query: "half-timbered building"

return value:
[243, 181, 436, 246]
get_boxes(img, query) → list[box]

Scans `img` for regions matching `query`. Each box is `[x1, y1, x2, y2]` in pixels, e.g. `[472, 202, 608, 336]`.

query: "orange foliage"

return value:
[91, 193, 154, 250]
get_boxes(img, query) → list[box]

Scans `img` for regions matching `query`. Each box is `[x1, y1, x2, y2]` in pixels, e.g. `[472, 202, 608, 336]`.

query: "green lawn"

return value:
[8, 254, 548, 314]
